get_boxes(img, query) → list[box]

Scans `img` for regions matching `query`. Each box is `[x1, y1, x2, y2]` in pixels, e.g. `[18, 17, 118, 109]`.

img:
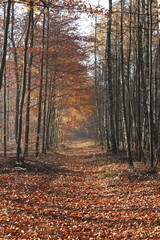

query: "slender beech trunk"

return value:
[126, 0, 132, 153]
[35, 11, 46, 157]
[42, 9, 49, 153]
[105, 0, 117, 153]
[11, 2, 20, 143]
[23, 6, 34, 157]
[42, 58, 48, 153]
[141, 0, 148, 150]
[7, 77, 10, 141]
[154, 41, 160, 147]
[16, 6, 32, 161]
[45, 74, 52, 150]
[94, 7, 99, 141]
[94, 3, 103, 145]
[0, 0, 11, 90]
[157, 40, 160, 149]
[144, 0, 154, 167]
[115, 14, 120, 148]
[3, 71, 7, 157]
[120, 0, 133, 167]
[0, 101, 2, 145]
[137, 0, 142, 161]
[148, 0, 154, 167]
[2, 4, 7, 157]
[46, 103, 52, 150]
[46, 101, 53, 149]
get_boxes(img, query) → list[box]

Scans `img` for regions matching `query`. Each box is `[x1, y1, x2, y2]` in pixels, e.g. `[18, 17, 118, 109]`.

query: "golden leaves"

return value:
[97, 11, 101, 15]
[0, 145, 159, 239]
[44, 8, 48, 14]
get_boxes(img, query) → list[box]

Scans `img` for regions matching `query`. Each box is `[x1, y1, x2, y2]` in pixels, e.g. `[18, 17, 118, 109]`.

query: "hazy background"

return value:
[89, 0, 108, 8]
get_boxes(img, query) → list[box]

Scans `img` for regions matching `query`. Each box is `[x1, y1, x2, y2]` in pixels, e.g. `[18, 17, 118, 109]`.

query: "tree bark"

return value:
[11, 2, 20, 143]
[0, 0, 11, 90]
[42, 9, 49, 153]
[120, 0, 133, 167]
[105, 0, 117, 153]
[148, 0, 154, 167]
[35, 10, 46, 157]
[23, 5, 34, 157]
[16, 6, 32, 161]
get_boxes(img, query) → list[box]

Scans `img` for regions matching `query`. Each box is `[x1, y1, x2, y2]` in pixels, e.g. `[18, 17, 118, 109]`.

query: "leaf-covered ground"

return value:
[0, 141, 159, 239]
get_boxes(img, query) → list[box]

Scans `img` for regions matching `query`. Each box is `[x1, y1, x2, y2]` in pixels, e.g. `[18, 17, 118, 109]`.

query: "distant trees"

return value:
[0, 0, 94, 160]
[93, 0, 160, 167]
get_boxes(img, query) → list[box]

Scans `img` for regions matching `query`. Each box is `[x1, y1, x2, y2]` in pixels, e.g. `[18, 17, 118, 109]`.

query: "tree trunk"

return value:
[42, 9, 49, 153]
[105, 0, 117, 153]
[35, 10, 46, 157]
[3, 71, 7, 157]
[23, 6, 34, 157]
[148, 0, 154, 167]
[11, 2, 20, 143]
[16, 6, 32, 161]
[120, 0, 134, 167]
[137, 0, 142, 161]
[0, 0, 11, 90]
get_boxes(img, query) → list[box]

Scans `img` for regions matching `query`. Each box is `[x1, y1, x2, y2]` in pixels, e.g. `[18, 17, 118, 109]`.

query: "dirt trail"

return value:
[0, 140, 159, 239]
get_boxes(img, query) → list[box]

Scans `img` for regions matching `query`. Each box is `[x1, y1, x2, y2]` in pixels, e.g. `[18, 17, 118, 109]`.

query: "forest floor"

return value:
[0, 140, 160, 239]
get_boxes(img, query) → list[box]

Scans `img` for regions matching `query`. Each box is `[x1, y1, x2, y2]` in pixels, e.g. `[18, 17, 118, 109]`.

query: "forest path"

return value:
[0, 140, 159, 239]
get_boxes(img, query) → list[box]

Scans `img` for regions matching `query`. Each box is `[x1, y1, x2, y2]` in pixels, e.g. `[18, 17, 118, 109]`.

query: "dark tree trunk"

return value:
[3, 71, 7, 157]
[23, 6, 34, 157]
[105, 0, 117, 153]
[11, 2, 20, 143]
[35, 11, 46, 157]
[120, 0, 133, 168]
[0, 0, 11, 89]
[16, 6, 32, 161]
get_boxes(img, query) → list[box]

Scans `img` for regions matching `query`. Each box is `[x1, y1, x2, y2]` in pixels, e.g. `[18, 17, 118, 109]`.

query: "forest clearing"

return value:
[0, 140, 159, 239]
